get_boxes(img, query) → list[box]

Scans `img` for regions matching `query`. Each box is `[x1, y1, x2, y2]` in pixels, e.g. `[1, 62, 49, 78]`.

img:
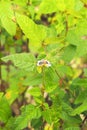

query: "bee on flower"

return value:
[37, 59, 51, 68]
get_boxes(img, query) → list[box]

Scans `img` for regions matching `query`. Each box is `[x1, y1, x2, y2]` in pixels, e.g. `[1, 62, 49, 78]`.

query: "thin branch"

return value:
[55, 69, 66, 86]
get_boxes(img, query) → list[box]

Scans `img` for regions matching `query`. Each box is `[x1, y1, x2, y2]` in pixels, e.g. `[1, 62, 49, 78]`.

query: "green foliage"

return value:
[14, 104, 41, 130]
[71, 99, 87, 116]
[66, 20, 87, 57]
[0, 94, 12, 123]
[0, 0, 87, 129]
[61, 45, 76, 63]
[0, 1, 16, 35]
[65, 127, 80, 130]
[16, 13, 47, 51]
[39, 0, 58, 14]
[28, 87, 41, 97]
[72, 78, 87, 87]
[75, 90, 87, 104]
[2, 53, 36, 71]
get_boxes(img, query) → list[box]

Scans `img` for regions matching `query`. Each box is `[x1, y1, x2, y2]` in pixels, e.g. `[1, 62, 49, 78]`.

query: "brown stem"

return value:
[65, 14, 68, 36]
[55, 69, 66, 86]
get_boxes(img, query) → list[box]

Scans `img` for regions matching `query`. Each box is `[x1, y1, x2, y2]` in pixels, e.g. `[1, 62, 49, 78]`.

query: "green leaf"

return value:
[56, 0, 66, 11]
[65, 127, 80, 130]
[75, 0, 84, 11]
[74, 0, 83, 11]
[71, 99, 87, 116]
[16, 13, 47, 50]
[44, 36, 64, 45]
[23, 72, 42, 86]
[39, 0, 58, 14]
[1, 53, 36, 71]
[31, 118, 43, 130]
[31, 0, 42, 6]
[57, 65, 73, 77]
[66, 20, 87, 57]
[39, 0, 79, 13]
[62, 112, 81, 126]
[12, 0, 27, 6]
[61, 45, 76, 63]
[0, 96, 12, 123]
[62, 102, 73, 114]
[0, 1, 13, 19]
[0, 1, 16, 35]
[1, 66, 7, 81]
[5, 117, 15, 130]
[72, 78, 87, 87]
[44, 67, 59, 93]
[1, 16, 16, 36]
[42, 99, 61, 124]
[42, 109, 53, 124]
[75, 90, 87, 104]
[5, 85, 19, 105]
[28, 87, 41, 97]
[14, 104, 41, 130]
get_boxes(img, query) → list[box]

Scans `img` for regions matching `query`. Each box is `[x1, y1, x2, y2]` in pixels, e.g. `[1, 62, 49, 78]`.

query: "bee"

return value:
[37, 59, 51, 67]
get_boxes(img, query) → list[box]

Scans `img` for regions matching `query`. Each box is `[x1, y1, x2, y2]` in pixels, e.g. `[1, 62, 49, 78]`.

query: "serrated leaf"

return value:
[75, 90, 87, 104]
[23, 72, 42, 86]
[1, 53, 36, 71]
[71, 99, 87, 116]
[31, 118, 43, 130]
[44, 67, 59, 93]
[5, 117, 15, 130]
[72, 78, 87, 87]
[62, 102, 73, 114]
[16, 13, 47, 50]
[62, 112, 81, 125]
[42, 109, 53, 124]
[14, 104, 41, 130]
